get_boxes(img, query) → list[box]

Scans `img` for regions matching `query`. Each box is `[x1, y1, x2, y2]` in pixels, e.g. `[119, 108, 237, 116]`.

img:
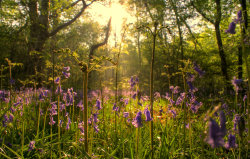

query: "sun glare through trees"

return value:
[0, 0, 249, 158]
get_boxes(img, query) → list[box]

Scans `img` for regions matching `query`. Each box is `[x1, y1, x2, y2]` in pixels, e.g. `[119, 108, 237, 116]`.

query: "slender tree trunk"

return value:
[240, 0, 250, 151]
[214, 24, 229, 87]
[150, 22, 158, 159]
[215, 0, 230, 91]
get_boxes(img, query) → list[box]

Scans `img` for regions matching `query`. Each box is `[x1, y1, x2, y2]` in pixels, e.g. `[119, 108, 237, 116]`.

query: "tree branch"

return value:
[48, 0, 96, 37]
[64, 0, 82, 10]
[90, 17, 112, 55]
[191, 1, 215, 25]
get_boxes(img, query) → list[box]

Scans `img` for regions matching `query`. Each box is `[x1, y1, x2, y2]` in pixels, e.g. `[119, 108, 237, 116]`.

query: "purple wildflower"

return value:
[78, 122, 84, 135]
[28, 141, 35, 151]
[10, 78, 15, 84]
[225, 134, 238, 149]
[132, 111, 143, 128]
[144, 107, 152, 121]
[9, 113, 14, 122]
[135, 76, 139, 83]
[62, 71, 70, 79]
[187, 73, 195, 82]
[207, 112, 227, 148]
[123, 112, 129, 118]
[187, 81, 194, 91]
[207, 119, 225, 148]
[130, 76, 136, 88]
[63, 66, 70, 72]
[49, 116, 56, 125]
[243, 95, 247, 102]
[193, 63, 205, 77]
[170, 109, 177, 118]
[225, 22, 236, 34]
[94, 124, 99, 133]
[2, 114, 8, 127]
[93, 113, 99, 123]
[176, 93, 185, 106]
[60, 120, 63, 127]
[96, 99, 101, 110]
[231, 76, 242, 94]
[113, 103, 119, 111]
[233, 114, 240, 131]
[132, 93, 136, 99]
[55, 77, 60, 84]
[234, 10, 242, 23]
[66, 117, 71, 130]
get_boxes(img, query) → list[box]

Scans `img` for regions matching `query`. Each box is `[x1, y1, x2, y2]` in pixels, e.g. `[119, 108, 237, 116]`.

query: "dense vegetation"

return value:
[0, 0, 249, 158]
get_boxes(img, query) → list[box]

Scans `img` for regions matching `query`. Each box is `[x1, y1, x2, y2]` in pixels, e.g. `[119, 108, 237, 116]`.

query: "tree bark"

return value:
[215, 0, 230, 91]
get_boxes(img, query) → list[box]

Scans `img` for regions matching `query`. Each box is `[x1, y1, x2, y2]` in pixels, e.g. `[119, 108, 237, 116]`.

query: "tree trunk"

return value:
[215, 0, 230, 91]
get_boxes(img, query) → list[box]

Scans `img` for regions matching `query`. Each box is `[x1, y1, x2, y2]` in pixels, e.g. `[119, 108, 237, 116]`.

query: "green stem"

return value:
[42, 107, 48, 140]
[37, 102, 41, 138]
[57, 94, 61, 158]
[149, 22, 158, 159]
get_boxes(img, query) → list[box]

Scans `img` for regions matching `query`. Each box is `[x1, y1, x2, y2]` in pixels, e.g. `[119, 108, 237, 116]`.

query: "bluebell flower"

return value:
[176, 93, 185, 106]
[170, 109, 177, 118]
[55, 85, 63, 94]
[94, 124, 99, 133]
[66, 116, 71, 130]
[123, 112, 129, 118]
[9, 113, 14, 122]
[144, 107, 152, 121]
[193, 63, 205, 77]
[93, 113, 99, 123]
[132, 111, 143, 128]
[207, 111, 227, 148]
[243, 95, 247, 102]
[55, 77, 60, 84]
[49, 116, 56, 125]
[96, 99, 101, 110]
[63, 66, 70, 71]
[63, 71, 70, 79]
[225, 134, 237, 149]
[231, 76, 242, 94]
[10, 78, 15, 85]
[28, 141, 35, 151]
[234, 10, 242, 23]
[132, 93, 136, 99]
[225, 22, 236, 34]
